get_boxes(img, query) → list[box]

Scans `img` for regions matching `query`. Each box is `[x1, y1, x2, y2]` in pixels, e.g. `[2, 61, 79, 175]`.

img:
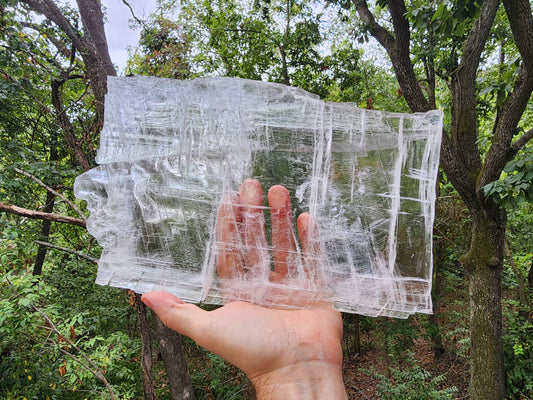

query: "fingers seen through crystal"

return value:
[216, 179, 321, 289]
[215, 193, 244, 279]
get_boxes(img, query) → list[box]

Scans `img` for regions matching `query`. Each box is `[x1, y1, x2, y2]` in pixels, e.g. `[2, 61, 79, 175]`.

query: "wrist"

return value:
[250, 361, 348, 400]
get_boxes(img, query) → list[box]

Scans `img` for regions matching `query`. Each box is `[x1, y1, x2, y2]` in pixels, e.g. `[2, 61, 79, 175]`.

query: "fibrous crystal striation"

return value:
[74, 76, 443, 318]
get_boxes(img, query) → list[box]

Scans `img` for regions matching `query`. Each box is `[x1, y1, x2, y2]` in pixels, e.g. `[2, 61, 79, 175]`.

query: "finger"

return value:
[216, 193, 244, 279]
[239, 179, 270, 278]
[268, 185, 297, 281]
[141, 291, 209, 341]
[297, 213, 321, 280]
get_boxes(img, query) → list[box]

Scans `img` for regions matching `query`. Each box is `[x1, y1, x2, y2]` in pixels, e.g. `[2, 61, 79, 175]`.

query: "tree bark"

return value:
[350, 1, 533, 398]
[20, 0, 116, 118]
[20, 0, 116, 167]
[155, 316, 195, 400]
[136, 294, 157, 400]
[33, 190, 55, 276]
[0, 202, 86, 227]
[75, 0, 117, 120]
[352, 0, 430, 112]
[33, 99, 59, 275]
[461, 210, 506, 400]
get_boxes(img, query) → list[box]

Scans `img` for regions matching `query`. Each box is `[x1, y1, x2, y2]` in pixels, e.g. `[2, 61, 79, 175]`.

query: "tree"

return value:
[346, 0, 533, 398]
[129, 0, 366, 98]
[1, 1, 195, 398]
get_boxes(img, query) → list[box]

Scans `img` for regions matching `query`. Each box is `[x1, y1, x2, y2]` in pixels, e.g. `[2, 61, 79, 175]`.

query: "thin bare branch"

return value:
[0, 201, 86, 228]
[512, 127, 533, 154]
[14, 168, 86, 221]
[121, 0, 145, 25]
[34, 240, 97, 263]
[34, 307, 117, 400]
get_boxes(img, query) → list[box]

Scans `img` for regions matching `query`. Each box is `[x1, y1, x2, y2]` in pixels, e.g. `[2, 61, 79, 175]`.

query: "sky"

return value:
[101, 0, 156, 73]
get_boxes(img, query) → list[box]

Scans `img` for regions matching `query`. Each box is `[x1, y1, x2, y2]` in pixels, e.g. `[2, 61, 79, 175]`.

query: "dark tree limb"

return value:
[511, 127, 533, 155]
[34, 240, 97, 263]
[352, 0, 394, 51]
[479, 0, 533, 187]
[19, 20, 72, 59]
[155, 316, 195, 399]
[33, 189, 55, 276]
[20, 0, 116, 121]
[445, 0, 500, 208]
[0, 201, 86, 228]
[135, 293, 157, 400]
[480, 65, 533, 188]
[51, 76, 91, 171]
[352, 0, 430, 113]
[502, 0, 533, 70]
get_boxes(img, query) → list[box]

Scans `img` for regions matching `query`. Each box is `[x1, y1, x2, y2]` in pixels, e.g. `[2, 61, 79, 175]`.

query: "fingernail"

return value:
[268, 185, 290, 210]
[141, 293, 153, 309]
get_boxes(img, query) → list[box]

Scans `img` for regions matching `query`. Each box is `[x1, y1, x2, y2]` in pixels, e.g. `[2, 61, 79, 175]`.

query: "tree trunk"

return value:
[32, 190, 55, 276]
[461, 209, 506, 400]
[33, 118, 58, 276]
[155, 316, 195, 400]
[136, 294, 157, 400]
[429, 263, 445, 358]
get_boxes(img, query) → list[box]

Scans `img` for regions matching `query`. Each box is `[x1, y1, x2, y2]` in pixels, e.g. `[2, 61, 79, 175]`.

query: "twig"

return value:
[14, 167, 86, 221]
[121, 0, 145, 25]
[348, 383, 373, 400]
[34, 240, 97, 263]
[34, 306, 117, 400]
[0, 201, 86, 227]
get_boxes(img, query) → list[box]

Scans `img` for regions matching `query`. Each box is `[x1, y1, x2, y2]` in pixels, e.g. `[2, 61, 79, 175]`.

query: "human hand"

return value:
[142, 180, 347, 399]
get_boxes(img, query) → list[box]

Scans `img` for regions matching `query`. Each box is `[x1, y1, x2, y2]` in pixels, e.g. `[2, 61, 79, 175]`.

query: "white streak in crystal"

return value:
[75, 77, 444, 318]
[387, 116, 404, 274]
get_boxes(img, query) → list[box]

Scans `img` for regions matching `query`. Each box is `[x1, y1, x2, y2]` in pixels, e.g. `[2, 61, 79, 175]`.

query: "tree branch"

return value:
[14, 167, 86, 221]
[18, 20, 72, 59]
[352, 0, 394, 51]
[352, 0, 430, 112]
[502, 0, 533, 70]
[453, 0, 500, 80]
[0, 201, 86, 228]
[34, 307, 117, 400]
[480, 61, 533, 188]
[51, 76, 91, 171]
[445, 0, 500, 204]
[512, 127, 533, 154]
[20, 0, 86, 52]
[121, 0, 145, 26]
[34, 240, 97, 263]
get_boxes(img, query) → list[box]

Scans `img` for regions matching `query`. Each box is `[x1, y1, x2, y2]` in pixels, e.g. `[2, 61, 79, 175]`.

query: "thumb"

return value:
[141, 291, 208, 340]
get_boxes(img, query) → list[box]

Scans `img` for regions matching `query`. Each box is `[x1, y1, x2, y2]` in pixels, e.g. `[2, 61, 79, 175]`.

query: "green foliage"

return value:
[127, 0, 406, 107]
[190, 350, 249, 399]
[366, 316, 419, 362]
[372, 353, 457, 400]
[483, 152, 533, 209]
[128, 13, 194, 79]
[0, 257, 141, 399]
[503, 299, 533, 399]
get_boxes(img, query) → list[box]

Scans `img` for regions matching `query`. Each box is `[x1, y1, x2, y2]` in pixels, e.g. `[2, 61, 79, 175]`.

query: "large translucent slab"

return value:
[74, 76, 443, 318]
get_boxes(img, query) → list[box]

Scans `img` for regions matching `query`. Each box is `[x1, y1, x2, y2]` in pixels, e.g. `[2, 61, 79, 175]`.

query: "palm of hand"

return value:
[142, 180, 346, 398]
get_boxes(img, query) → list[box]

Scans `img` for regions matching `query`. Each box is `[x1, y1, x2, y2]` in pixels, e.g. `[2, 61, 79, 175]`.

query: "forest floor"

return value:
[342, 291, 471, 400]
[342, 332, 470, 399]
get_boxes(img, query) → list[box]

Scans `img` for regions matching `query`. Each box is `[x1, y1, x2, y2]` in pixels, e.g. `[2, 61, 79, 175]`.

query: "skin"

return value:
[142, 180, 348, 399]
